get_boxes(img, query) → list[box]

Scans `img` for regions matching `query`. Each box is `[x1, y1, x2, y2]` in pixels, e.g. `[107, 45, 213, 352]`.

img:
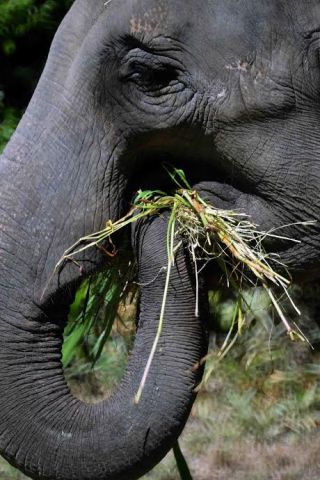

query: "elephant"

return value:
[0, 0, 319, 479]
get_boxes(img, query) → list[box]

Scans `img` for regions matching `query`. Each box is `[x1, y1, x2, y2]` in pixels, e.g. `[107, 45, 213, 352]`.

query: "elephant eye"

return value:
[127, 62, 177, 89]
[119, 49, 179, 92]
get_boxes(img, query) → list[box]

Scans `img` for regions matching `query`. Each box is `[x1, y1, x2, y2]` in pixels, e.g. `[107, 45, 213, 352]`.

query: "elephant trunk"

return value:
[0, 211, 208, 480]
[0, 4, 208, 474]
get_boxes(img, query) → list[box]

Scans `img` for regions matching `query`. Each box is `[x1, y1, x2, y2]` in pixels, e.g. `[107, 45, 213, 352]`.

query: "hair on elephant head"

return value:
[0, 0, 319, 479]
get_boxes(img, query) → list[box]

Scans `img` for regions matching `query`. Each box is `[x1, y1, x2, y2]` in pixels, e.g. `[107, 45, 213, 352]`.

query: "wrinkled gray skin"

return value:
[0, 1, 320, 479]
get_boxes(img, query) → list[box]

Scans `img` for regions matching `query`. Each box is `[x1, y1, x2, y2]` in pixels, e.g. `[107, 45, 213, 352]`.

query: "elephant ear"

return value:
[0, 213, 208, 480]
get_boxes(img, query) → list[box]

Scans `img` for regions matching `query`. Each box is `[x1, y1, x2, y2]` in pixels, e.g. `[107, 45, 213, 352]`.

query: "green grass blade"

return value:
[62, 322, 88, 367]
[173, 441, 193, 480]
[163, 163, 192, 190]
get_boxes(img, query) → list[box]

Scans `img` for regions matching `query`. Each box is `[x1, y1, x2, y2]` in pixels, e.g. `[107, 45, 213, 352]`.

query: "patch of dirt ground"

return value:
[145, 421, 320, 480]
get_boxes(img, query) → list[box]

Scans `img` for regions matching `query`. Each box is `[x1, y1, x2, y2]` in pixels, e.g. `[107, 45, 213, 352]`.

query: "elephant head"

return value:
[0, 0, 319, 479]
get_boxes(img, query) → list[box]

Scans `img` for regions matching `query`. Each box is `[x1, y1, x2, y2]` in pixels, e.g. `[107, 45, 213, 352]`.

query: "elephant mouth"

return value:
[117, 128, 320, 283]
[44, 124, 317, 329]
[121, 130, 279, 242]
[121, 127, 235, 194]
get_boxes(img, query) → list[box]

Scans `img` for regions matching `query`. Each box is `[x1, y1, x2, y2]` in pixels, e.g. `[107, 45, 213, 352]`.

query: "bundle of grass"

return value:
[58, 166, 313, 400]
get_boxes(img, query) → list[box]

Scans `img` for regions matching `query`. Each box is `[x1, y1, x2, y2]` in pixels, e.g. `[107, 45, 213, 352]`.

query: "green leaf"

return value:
[163, 163, 192, 190]
[62, 322, 88, 367]
[2, 38, 16, 55]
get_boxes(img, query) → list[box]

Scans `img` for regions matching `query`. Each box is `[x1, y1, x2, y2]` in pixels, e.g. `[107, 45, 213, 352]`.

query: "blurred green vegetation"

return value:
[0, 0, 73, 151]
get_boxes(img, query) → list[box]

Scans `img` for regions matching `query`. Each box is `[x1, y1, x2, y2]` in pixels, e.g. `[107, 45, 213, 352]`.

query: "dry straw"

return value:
[57, 166, 314, 402]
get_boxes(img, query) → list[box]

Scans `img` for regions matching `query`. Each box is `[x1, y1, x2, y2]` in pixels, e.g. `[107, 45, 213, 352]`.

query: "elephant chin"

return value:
[0, 212, 208, 480]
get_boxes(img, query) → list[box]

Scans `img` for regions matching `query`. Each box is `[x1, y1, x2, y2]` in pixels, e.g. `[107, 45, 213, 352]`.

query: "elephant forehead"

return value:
[104, 0, 320, 40]
[104, 0, 304, 67]
[129, 0, 168, 34]
[119, 0, 286, 40]
[103, 0, 169, 36]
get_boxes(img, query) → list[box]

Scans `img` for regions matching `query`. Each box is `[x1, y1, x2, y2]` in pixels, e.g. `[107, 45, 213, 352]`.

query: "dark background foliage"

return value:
[0, 0, 73, 150]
